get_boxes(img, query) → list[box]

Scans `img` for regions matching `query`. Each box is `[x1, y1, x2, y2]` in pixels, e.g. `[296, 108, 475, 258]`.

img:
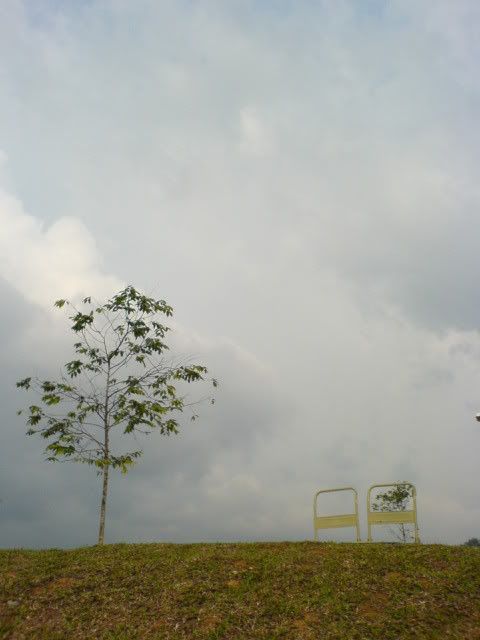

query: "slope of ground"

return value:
[1, 542, 479, 639]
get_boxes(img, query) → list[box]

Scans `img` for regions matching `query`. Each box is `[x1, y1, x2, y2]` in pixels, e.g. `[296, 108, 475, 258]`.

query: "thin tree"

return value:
[464, 538, 480, 547]
[16, 286, 217, 544]
[372, 482, 414, 543]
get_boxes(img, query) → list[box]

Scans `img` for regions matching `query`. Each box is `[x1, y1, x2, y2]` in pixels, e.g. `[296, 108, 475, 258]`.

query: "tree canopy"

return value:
[17, 285, 217, 543]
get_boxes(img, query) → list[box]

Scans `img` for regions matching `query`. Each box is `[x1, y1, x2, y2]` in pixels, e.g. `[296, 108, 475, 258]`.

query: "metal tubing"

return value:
[366, 482, 420, 544]
[313, 486, 360, 542]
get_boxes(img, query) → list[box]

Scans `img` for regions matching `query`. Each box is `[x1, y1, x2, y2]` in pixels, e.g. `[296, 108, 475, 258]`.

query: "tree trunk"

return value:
[98, 461, 109, 545]
[98, 363, 111, 545]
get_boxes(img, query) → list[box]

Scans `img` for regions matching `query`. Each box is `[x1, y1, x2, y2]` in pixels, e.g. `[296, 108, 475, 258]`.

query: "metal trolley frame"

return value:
[313, 487, 361, 542]
[366, 482, 420, 544]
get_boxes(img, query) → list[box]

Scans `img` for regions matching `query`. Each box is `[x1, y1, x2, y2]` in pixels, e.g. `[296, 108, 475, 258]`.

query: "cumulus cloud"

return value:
[0, 176, 120, 307]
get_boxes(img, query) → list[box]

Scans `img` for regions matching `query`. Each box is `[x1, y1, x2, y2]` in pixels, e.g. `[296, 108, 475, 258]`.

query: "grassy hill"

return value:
[1, 542, 480, 639]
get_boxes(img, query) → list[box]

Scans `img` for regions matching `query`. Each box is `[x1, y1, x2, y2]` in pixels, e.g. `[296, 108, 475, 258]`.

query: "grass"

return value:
[1, 542, 480, 639]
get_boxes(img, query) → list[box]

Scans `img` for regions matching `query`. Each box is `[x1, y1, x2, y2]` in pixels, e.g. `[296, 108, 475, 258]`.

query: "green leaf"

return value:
[71, 311, 94, 332]
[16, 285, 218, 528]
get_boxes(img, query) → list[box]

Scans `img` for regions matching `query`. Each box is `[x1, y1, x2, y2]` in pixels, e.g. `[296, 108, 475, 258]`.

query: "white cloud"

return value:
[239, 107, 273, 155]
[0, 1, 480, 546]
[0, 179, 120, 308]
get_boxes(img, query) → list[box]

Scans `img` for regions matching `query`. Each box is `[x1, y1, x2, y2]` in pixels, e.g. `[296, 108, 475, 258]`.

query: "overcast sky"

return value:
[1, 0, 480, 548]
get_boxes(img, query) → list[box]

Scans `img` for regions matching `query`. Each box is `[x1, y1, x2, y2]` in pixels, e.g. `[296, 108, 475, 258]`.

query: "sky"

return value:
[1, 0, 480, 548]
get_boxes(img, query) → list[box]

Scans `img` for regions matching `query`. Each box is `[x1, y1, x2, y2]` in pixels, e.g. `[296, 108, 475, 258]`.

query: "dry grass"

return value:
[1, 542, 480, 639]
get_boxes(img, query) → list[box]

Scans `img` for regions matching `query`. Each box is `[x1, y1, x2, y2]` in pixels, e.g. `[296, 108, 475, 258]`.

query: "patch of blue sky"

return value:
[353, 0, 409, 28]
[355, 0, 387, 21]
[22, 0, 94, 27]
[234, 0, 387, 20]
[227, 0, 409, 36]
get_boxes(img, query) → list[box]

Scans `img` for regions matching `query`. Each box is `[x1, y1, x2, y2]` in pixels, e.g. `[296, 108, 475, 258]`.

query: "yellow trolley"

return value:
[366, 482, 420, 543]
[313, 487, 361, 542]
